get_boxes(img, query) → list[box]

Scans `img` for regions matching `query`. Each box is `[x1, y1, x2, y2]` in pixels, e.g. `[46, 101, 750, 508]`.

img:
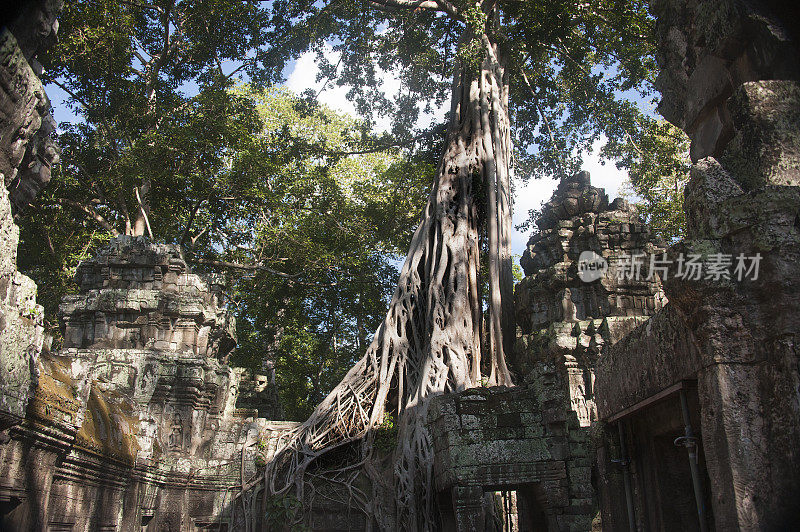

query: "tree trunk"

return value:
[262, 25, 514, 531]
[133, 178, 153, 237]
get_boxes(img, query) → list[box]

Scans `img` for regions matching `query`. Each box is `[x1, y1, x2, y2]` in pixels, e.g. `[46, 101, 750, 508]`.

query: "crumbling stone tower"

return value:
[0, 237, 297, 530]
[514, 170, 666, 426]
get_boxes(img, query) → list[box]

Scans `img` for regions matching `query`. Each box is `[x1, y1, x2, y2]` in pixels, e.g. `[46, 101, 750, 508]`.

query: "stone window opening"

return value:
[486, 484, 549, 532]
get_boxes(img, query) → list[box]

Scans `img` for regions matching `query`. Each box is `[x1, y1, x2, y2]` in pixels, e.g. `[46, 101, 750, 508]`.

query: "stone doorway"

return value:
[438, 483, 552, 532]
[488, 485, 549, 532]
[604, 382, 714, 531]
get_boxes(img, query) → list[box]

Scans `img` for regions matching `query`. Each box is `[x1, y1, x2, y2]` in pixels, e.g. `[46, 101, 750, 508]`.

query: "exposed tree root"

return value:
[243, 25, 515, 532]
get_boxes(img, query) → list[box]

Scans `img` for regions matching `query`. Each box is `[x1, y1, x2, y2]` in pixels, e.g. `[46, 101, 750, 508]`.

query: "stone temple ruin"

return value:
[1, 0, 799, 530]
[426, 168, 668, 531]
[0, 235, 298, 530]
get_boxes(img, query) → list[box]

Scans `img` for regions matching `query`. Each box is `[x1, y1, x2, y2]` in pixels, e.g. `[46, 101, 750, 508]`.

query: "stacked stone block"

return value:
[429, 386, 592, 531]
[514, 170, 666, 427]
[235, 367, 284, 420]
[61, 237, 235, 357]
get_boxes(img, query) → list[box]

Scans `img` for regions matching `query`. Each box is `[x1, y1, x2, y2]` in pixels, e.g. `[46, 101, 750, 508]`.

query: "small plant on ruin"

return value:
[254, 435, 270, 468]
[373, 414, 399, 454]
[263, 494, 308, 532]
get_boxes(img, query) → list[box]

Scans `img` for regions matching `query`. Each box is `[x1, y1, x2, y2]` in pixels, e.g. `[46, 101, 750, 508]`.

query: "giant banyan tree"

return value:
[248, 1, 663, 529]
[266, 32, 513, 532]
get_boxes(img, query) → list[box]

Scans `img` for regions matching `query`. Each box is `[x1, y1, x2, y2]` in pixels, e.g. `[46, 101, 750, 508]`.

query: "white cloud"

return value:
[581, 147, 628, 202]
[284, 58, 629, 259]
[286, 46, 360, 118]
[286, 45, 404, 132]
[511, 143, 629, 257]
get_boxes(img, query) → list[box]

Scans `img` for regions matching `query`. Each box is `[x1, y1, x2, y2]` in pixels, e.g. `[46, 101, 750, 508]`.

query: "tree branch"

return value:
[190, 223, 211, 245]
[187, 258, 338, 287]
[49, 78, 121, 155]
[545, 42, 646, 156]
[134, 185, 154, 238]
[326, 124, 446, 156]
[367, 0, 456, 18]
[180, 197, 205, 246]
[144, 0, 175, 112]
[519, 62, 566, 178]
[118, 0, 163, 13]
[116, 188, 132, 235]
[55, 198, 120, 236]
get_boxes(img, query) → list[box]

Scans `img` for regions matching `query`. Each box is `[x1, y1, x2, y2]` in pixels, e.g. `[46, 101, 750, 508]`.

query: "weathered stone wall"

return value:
[60, 237, 236, 357]
[0, 1, 61, 432]
[1, 0, 62, 214]
[594, 305, 709, 531]
[429, 386, 593, 532]
[596, 1, 800, 530]
[595, 304, 702, 416]
[652, 0, 800, 163]
[0, 238, 297, 530]
[0, 182, 43, 429]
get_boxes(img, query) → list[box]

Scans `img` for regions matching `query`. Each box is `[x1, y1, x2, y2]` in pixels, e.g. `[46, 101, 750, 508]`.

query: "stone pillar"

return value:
[698, 363, 767, 531]
[452, 486, 486, 532]
[0, 0, 62, 431]
[651, 0, 800, 527]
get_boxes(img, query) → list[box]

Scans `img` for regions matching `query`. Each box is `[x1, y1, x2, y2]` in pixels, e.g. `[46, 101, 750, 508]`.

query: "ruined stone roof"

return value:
[59, 236, 235, 358]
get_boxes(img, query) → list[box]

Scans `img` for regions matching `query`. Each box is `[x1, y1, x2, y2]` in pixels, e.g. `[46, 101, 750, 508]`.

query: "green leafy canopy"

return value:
[255, 0, 689, 238]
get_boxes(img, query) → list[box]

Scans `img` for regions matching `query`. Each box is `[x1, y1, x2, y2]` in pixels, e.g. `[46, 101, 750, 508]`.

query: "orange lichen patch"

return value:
[75, 382, 140, 466]
[26, 353, 81, 427]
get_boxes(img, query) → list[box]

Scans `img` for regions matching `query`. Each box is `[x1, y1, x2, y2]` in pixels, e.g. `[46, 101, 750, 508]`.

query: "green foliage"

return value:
[18, 216, 113, 338]
[263, 494, 308, 532]
[22, 0, 691, 421]
[511, 255, 525, 283]
[614, 120, 689, 242]
[217, 87, 432, 420]
[462, 4, 488, 34]
[254, 434, 270, 468]
[373, 413, 399, 453]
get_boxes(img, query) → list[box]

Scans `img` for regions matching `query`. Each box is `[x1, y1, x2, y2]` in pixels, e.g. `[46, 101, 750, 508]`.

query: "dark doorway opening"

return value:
[487, 484, 549, 532]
